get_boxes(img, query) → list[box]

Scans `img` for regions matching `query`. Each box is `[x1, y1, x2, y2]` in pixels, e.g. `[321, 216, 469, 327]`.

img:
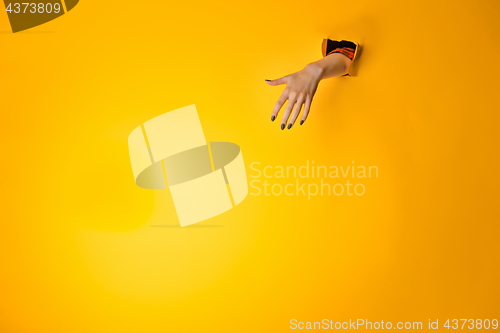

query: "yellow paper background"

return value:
[1, 0, 499, 332]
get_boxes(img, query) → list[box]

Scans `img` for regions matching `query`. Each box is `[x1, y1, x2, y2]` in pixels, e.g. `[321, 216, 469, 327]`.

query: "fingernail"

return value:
[265, 79, 271, 82]
[300, 120, 304, 125]
[288, 123, 292, 130]
[271, 116, 275, 122]
[281, 124, 285, 130]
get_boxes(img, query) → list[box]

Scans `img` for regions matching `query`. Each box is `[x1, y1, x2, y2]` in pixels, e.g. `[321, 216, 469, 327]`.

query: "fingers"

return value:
[265, 73, 313, 129]
[280, 95, 297, 130]
[287, 95, 305, 129]
[265, 76, 288, 86]
[300, 96, 312, 125]
[271, 91, 288, 122]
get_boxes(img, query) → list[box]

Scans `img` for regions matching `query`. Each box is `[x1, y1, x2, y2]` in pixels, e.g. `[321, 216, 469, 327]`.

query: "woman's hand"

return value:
[266, 64, 323, 129]
[266, 52, 351, 129]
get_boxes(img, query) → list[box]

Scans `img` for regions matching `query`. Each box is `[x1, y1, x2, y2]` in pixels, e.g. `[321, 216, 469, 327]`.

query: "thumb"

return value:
[265, 76, 288, 86]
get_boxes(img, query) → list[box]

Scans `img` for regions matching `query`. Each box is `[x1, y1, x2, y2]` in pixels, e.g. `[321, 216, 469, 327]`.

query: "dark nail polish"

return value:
[288, 123, 292, 130]
[300, 120, 304, 125]
[281, 124, 285, 130]
[271, 116, 275, 122]
[265, 79, 271, 82]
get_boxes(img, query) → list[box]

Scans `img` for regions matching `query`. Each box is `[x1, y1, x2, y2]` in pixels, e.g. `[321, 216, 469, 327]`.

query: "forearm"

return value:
[306, 53, 351, 81]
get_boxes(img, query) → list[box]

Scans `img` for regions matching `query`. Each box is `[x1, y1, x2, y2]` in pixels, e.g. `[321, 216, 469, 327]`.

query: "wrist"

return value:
[305, 62, 324, 81]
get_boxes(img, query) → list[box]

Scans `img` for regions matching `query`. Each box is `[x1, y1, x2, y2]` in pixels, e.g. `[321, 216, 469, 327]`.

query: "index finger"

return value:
[271, 90, 288, 122]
